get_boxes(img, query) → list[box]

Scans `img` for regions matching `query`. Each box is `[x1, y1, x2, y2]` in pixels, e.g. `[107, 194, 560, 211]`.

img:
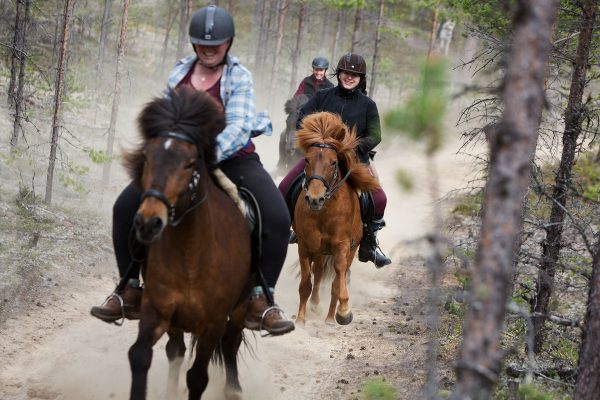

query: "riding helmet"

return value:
[312, 56, 329, 70]
[189, 5, 235, 46]
[335, 53, 367, 75]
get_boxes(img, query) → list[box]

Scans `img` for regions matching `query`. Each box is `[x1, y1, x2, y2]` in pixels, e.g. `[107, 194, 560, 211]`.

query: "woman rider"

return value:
[278, 53, 392, 268]
[91, 5, 295, 335]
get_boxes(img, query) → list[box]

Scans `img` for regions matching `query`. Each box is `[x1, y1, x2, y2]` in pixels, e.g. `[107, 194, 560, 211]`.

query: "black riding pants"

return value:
[112, 152, 291, 289]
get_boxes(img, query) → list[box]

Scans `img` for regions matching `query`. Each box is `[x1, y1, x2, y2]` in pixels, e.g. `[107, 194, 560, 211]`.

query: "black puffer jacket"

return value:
[296, 86, 381, 163]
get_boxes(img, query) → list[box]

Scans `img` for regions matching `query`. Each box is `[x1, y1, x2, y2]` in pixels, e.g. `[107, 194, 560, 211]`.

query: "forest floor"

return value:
[0, 96, 477, 399]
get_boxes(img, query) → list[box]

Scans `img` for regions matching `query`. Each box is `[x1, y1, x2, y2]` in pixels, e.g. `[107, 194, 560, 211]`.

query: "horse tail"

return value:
[322, 255, 336, 282]
[189, 331, 253, 368]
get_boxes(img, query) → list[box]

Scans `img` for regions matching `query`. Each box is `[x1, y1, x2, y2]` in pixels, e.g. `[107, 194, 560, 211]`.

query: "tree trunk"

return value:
[428, 2, 440, 59]
[532, 0, 597, 354]
[350, 4, 362, 53]
[452, 1, 558, 399]
[175, 0, 189, 60]
[331, 8, 344, 66]
[160, 2, 178, 76]
[269, 0, 287, 97]
[289, 2, 305, 95]
[369, 0, 385, 97]
[102, 0, 130, 188]
[574, 237, 600, 399]
[45, 0, 74, 204]
[10, 0, 30, 153]
[8, 0, 23, 108]
[96, 0, 113, 79]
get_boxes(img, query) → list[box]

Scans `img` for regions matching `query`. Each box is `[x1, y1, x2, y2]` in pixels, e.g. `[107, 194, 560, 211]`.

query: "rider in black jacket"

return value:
[279, 53, 392, 268]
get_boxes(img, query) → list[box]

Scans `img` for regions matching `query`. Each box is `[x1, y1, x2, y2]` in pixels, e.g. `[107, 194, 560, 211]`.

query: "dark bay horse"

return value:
[293, 112, 380, 325]
[124, 88, 252, 400]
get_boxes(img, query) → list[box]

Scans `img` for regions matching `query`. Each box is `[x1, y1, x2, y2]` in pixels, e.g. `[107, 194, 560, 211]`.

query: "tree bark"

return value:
[8, 0, 23, 108]
[45, 0, 74, 204]
[574, 237, 600, 399]
[160, 1, 178, 76]
[331, 8, 344, 66]
[269, 0, 288, 97]
[175, 0, 190, 60]
[532, 0, 597, 354]
[427, 2, 440, 59]
[369, 0, 385, 97]
[102, 0, 130, 188]
[10, 0, 30, 153]
[96, 0, 114, 79]
[289, 2, 305, 95]
[452, 1, 558, 399]
[350, 4, 362, 53]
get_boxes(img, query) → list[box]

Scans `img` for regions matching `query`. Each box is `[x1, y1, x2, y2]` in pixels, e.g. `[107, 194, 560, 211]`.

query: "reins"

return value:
[140, 131, 208, 226]
[303, 142, 352, 199]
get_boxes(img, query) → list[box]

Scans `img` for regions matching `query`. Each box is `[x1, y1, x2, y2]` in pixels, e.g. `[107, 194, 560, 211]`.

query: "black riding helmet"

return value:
[312, 56, 329, 70]
[189, 5, 235, 46]
[335, 53, 367, 94]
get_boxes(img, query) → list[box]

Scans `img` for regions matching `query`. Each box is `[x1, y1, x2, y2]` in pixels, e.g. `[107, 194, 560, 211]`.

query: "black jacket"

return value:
[296, 86, 381, 163]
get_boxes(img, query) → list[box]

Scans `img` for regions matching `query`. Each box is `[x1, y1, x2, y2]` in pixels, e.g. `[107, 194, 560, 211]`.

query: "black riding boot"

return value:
[358, 218, 392, 268]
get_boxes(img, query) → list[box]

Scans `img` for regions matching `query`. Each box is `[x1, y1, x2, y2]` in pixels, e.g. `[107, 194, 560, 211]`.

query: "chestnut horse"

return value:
[293, 112, 380, 325]
[125, 89, 252, 400]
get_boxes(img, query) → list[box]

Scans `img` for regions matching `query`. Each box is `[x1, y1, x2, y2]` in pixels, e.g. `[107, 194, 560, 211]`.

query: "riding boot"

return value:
[358, 218, 392, 268]
[90, 279, 143, 323]
[245, 287, 295, 335]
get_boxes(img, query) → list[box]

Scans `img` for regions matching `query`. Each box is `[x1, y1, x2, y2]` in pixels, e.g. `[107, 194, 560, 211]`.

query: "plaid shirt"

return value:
[165, 54, 272, 162]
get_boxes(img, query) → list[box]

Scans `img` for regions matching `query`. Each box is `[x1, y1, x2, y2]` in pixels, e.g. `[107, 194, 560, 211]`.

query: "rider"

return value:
[91, 5, 295, 335]
[279, 53, 392, 268]
[293, 56, 334, 98]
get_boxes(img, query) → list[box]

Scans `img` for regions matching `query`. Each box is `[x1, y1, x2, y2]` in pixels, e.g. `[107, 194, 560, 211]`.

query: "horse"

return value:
[293, 111, 380, 325]
[276, 94, 308, 173]
[124, 88, 252, 400]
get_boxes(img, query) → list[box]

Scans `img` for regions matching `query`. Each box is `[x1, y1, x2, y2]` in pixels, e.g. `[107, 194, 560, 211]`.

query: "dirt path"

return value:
[0, 132, 473, 400]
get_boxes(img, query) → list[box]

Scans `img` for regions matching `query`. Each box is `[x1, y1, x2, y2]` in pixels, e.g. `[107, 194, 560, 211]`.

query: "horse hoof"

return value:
[309, 302, 322, 315]
[325, 318, 336, 326]
[295, 317, 306, 326]
[224, 388, 242, 400]
[335, 311, 353, 325]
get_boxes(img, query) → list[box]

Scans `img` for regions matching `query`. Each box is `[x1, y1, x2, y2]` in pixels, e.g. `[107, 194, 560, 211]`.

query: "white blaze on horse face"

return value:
[164, 139, 173, 151]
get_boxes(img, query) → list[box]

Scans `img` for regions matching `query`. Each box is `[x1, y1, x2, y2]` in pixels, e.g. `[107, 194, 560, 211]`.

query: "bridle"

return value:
[140, 131, 208, 227]
[303, 142, 352, 200]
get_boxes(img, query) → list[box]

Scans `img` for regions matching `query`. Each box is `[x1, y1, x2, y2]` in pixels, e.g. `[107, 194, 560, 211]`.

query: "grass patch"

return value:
[360, 378, 397, 400]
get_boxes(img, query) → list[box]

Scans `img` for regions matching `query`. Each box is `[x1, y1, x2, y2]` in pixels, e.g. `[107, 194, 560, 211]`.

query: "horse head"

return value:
[297, 111, 380, 211]
[124, 88, 225, 244]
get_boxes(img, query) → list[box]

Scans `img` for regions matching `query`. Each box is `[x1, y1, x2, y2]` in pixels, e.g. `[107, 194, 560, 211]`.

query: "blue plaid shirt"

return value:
[165, 54, 272, 163]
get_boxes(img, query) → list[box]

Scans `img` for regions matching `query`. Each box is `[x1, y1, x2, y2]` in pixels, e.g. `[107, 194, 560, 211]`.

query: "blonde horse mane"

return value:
[296, 112, 380, 193]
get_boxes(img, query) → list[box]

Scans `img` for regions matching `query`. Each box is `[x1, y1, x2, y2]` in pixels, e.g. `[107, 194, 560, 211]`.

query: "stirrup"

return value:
[259, 304, 292, 337]
[102, 292, 126, 326]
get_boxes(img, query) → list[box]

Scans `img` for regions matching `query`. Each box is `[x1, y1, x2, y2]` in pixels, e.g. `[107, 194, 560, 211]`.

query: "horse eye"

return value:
[185, 160, 195, 170]
[304, 157, 309, 164]
[332, 160, 338, 167]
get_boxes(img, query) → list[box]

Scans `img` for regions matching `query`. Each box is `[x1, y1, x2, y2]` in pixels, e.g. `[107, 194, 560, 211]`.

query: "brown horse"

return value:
[125, 88, 252, 400]
[293, 112, 380, 325]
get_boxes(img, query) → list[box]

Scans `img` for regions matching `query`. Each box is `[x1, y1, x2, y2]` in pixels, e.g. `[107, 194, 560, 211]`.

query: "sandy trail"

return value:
[0, 120, 474, 400]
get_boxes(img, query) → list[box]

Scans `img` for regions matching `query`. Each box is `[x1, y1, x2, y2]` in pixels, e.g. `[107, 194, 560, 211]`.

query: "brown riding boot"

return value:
[245, 292, 295, 335]
[90, 282, 142, 323]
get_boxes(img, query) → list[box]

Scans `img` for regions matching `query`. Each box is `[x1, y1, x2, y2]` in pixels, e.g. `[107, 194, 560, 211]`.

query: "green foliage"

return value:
[384, 57, 449, 156]
[84, 147, 118, 164]
[445, 298, 464, 317]
[360, 378, 397, 400]
[518, 383, 554, 400]
[58, 161, 90, 194]
[573, 152, 600, 202]
[451, 191, 482, 216]
[447, 0, 514, 36]
[395, 168, 414, 191]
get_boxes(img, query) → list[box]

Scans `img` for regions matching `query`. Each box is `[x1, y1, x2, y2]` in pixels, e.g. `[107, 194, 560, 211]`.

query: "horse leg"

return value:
[129, 308, 166, 400]
[334, 250, 353, 325]
[309, 255, 324, 315]
[296, 247, 313, 325]
[220, 313, 245, 400]
[325, 255, 338, 325]
[165, 329, 186, 398]
[187, 333, 221, 400]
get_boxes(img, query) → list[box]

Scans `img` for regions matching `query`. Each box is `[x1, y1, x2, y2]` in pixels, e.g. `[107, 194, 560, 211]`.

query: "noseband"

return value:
[303, 142, 352, 200]
[141, 131, 207, 226]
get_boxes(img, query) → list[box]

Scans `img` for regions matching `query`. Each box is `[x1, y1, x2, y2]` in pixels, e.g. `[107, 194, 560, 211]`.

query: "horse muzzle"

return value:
[133, 212, 166, 244]
[304, 193, 325, 211]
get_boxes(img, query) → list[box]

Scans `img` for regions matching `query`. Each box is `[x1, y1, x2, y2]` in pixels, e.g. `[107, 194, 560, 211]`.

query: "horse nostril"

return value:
[133, 213, 144, 230]
[149, 216, 163, 233]
[318, 197, 325, 206]
[304, 194, 310, 203]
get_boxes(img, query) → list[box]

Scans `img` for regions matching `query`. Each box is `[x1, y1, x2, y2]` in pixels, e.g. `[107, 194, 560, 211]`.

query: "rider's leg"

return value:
[91, 182, 144, 322]
[278, 158, 306, 243]
[219, 153, 295, 335]
[358, 185, 392, 268]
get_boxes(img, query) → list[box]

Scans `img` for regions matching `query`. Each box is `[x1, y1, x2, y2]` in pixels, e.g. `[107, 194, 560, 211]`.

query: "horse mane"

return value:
[123, 87, 226, 184]
[296, 111, 380, 192]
